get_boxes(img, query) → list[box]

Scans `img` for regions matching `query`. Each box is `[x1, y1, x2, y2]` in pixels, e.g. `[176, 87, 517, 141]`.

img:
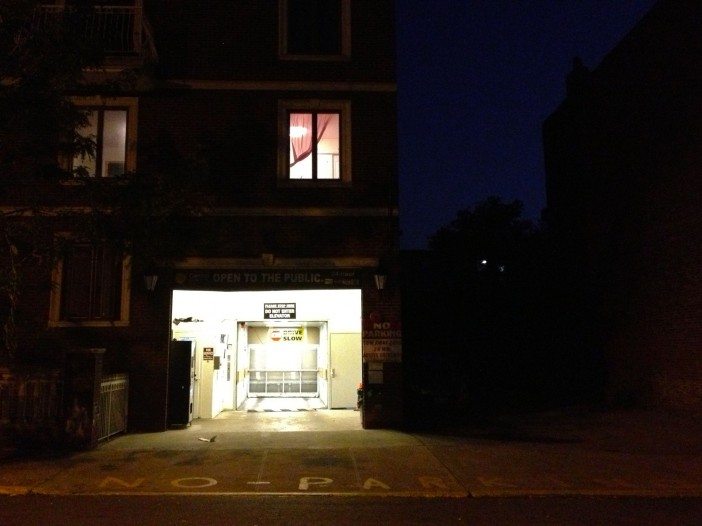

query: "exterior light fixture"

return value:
[143, 273, 158, 292]
[373, 270, 387, 291]
[173, 317, 203, 325]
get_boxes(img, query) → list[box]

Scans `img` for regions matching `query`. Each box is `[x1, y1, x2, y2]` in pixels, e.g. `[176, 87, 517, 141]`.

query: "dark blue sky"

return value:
[396, 0, 658, 249]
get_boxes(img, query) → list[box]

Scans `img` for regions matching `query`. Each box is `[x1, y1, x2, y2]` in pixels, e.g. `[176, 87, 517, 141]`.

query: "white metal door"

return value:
[329, 333, 362, 408]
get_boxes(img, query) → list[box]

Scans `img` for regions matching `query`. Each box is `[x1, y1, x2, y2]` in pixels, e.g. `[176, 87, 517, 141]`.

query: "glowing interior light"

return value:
[481, 260, 488, 265]
[290, 126, 308, 138]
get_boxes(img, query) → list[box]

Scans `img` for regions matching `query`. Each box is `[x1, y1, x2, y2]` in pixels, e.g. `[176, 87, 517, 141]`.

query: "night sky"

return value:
[396, 0, 658, 249]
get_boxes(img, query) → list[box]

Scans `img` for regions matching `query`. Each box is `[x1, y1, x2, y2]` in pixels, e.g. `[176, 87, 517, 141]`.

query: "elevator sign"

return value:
[264, 303, 297, 320]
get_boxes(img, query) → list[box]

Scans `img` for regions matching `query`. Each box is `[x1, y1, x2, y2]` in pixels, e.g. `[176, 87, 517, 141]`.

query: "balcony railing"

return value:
[33, 5, 157, 62]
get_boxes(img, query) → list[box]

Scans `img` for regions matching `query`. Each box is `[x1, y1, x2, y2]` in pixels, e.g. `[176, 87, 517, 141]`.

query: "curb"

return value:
[469, 488, 702, 498]
[4, 486, 702, 499]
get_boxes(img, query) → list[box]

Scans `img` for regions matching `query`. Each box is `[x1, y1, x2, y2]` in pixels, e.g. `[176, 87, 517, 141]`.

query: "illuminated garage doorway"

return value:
[171, 289, 362, 420]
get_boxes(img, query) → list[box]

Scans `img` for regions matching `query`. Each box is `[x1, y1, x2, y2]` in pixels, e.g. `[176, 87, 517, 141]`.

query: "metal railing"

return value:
[248, 369, 318, 397]
[33, 5, 156, 58]
[98, 373, 128, 441]
[0, 368, 62, 428]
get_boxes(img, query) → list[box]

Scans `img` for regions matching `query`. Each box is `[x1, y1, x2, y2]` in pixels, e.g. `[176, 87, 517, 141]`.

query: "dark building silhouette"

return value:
[544, 0, 702, 411]
[3, 1, 401, 432]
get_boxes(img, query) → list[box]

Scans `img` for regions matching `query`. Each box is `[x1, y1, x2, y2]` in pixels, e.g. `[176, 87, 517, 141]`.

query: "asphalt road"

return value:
[1, 495, 702, 525]
[5, 440, 702, 498]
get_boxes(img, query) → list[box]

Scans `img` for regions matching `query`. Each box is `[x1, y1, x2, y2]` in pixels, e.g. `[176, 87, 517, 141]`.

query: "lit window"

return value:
[279, 0, 350, 59]
[279, 101, 351, 183]
[73, 108, 128, 177]
[67, 97, 137, 179]
[289, 112, 340, 180]
[49, 241, 131, 327]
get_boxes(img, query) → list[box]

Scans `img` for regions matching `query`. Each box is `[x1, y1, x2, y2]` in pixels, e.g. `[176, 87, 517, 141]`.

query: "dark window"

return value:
[60, 244, 123, 321]
[286, 0, 341, 55]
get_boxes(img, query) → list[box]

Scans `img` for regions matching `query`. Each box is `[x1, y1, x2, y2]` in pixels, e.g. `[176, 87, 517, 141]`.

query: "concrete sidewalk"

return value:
[416, 408, 702, 496]
[1, 408, 702, 498]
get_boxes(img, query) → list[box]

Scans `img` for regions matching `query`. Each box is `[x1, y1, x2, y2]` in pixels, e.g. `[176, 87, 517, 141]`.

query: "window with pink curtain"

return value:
[289, 112, 339, 179]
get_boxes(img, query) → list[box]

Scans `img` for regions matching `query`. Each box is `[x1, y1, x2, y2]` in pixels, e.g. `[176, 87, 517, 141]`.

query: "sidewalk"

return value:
[416, 408, 702, 496]
[1, 408, 702, 498]
[459, 407, 702, 455]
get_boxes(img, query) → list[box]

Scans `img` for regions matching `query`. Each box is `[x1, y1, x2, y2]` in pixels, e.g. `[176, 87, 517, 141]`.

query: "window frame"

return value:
[278, 0, 351, 61]
[48, 237, 131, 328]
[278, 100, 352, 186]
[66, 96, 138, 180]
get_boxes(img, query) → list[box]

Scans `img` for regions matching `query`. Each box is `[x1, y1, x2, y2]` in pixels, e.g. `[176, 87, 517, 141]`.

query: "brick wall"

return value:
[544, 0, 702, 412]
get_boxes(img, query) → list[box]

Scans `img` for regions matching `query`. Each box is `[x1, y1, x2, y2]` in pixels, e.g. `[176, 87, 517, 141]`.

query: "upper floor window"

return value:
[279, 100, 351, 183]
[69, 96, 138, 178]
[73, 108, 127, 177]
[279, 0, 350, 60]
[289, 112, 340, 179]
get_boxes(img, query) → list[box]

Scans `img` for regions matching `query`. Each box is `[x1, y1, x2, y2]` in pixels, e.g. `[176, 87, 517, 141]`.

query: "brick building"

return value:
[543, 0, 702, 411]
[4, 1, 401, 432]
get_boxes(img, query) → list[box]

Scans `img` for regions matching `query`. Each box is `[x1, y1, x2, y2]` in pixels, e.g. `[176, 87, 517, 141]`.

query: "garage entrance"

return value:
[170, 289, 362, 424]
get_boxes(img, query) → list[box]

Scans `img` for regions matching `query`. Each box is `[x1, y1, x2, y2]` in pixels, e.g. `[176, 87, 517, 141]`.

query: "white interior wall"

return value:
[102, 110, 127, 175]
[172, 290, 361, 330]
[220, 321, 235, 410]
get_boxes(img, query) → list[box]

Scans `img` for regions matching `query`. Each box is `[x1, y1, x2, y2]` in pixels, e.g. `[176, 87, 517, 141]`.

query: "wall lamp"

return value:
[173, 317, 203, 325]
[373, 269, 387, 291]
[143, 273, 158, 292]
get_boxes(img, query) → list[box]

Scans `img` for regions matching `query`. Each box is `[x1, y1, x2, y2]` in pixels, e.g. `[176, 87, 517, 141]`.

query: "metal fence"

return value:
[98, 373, 129, 441]
[0, 368, 62, 429]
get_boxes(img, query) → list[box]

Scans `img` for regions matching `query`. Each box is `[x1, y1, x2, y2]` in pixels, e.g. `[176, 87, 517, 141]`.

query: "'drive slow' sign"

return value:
[264, 303, 296, 320]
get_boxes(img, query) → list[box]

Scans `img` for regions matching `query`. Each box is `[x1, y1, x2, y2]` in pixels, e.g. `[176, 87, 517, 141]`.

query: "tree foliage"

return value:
[0, 0, 104, 183]
[0, 2, 208, 362]
[429, 196, 537, 284]
[0, 1, 101, 362]
[403, 197, 574, 422]
[80, 132, 211, 273]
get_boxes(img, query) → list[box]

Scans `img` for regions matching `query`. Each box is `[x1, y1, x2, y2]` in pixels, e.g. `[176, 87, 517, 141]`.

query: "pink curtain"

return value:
[290, 113, 312, 166]
[316, 113, 333, 145]
[290, 113, 333, 167]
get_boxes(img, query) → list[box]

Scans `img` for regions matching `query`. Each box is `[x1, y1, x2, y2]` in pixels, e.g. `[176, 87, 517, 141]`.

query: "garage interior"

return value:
[170, 289, 363, 428]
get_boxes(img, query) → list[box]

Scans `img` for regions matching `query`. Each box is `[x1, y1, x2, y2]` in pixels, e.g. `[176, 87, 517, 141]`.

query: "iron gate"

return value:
[98, 374, 129, 441]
